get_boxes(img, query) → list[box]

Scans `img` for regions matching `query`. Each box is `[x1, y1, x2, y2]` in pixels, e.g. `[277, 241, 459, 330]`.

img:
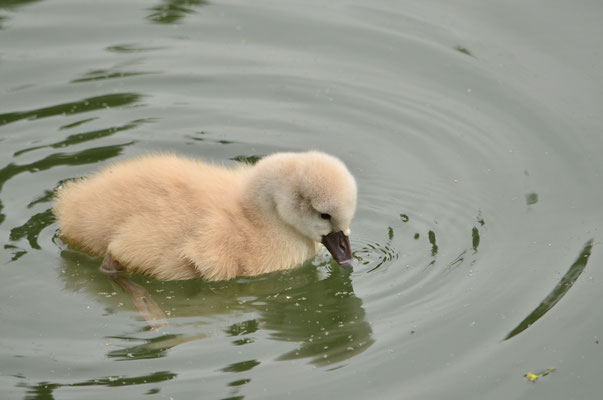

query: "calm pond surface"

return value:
[1, 0, 602, 399]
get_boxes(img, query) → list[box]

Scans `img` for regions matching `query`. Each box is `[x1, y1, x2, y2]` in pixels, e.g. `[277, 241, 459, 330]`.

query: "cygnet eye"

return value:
[320, 213, 331, 220]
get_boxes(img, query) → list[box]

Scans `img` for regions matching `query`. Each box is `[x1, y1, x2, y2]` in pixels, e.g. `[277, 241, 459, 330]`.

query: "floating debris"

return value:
[454, 45, 474, 57]
[526, 192, 539, 205]
[524, 368, 555, 383]
[472, 226, 480, 252]
[428, 230, 438, 256]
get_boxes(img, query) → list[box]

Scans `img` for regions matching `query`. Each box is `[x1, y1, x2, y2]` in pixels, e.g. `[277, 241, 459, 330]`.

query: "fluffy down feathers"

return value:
[54, 151, 357, 281]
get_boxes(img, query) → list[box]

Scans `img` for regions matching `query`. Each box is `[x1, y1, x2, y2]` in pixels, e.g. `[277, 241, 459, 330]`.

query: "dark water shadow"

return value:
[9, 208, 55, 250]
[0, 93, 142, 127]
[0, 0, 43, 30]
[504, 239, 594, 340]
[71, 70, 155, 84]
[0, 143, 134, 193]
[18, 370, 176, 400]
[57, 249, 374, 367]
[184, 131, 254, 148]
[454, 45, 474, 57]
[106, 44, 167, 53]
[231, 155, 263, 165]
[0, 144, 134, 255]
[14, 118, 153, 157]
[146, 0, 209, 24]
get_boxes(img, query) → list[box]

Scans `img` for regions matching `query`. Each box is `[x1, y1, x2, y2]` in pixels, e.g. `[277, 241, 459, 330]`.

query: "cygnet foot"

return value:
[101, 253, 168, 330]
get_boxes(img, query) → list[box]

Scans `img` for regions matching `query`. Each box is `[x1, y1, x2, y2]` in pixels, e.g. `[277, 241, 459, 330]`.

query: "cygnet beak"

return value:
[321, 231, 355, 269]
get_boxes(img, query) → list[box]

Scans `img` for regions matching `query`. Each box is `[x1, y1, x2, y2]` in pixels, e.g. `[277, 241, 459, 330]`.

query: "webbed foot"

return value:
[101, 253, 168, 330]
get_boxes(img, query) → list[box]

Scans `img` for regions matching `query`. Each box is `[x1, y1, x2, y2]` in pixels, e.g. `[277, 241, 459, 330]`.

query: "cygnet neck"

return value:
[240, 156, 309, 242]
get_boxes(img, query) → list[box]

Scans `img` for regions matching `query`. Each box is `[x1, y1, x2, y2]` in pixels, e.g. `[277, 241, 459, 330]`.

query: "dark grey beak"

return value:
[321, 231, 354, 269]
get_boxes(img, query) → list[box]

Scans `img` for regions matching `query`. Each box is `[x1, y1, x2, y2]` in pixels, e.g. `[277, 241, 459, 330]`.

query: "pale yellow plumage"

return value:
[54, 151, 357, 281]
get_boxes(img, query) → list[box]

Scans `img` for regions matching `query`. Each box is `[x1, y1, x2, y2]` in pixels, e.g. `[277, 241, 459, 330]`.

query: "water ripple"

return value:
[1, 1, 601, 398]
[0, 93, 143, 127]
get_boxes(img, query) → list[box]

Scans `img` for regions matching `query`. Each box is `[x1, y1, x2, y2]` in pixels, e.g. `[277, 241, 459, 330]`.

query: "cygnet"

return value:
[54, 151, 357, 281]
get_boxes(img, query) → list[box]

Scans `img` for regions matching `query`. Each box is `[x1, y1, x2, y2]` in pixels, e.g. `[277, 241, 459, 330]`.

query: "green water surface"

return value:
[1, 0, 602, 399]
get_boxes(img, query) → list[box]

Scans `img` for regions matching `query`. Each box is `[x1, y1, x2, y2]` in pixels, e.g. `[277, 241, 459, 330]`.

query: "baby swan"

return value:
[54, 151, 357, 281]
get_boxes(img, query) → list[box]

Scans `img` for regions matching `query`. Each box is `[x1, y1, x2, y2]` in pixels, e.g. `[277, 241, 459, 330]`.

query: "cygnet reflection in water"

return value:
[58, 248, 373, 366]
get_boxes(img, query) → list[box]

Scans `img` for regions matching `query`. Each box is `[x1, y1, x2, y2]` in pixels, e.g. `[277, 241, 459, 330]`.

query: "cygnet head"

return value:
[250, 151, 357, 267]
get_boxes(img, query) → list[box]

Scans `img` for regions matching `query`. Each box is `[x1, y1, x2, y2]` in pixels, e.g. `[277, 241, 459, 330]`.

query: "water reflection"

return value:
[9, 208, 54, 250]
[221, 395, 244, 400]
[105, 44, 166, 53]
[454, 45, 474, 57]
[60, 118, 97, 129]
[0, 93, 143, 127]
[221, 360, 260, 373]
[19, 371, 176, 400]
[106, 333, 192, 360]
[71, 70, 154, 83]
[227, 319, 258, 345]
[231, 155, 263, 165]
[14, 118, 152, 157]
[0, 0, 42, 30]
[0, 142, 135, 261]
[0, 93, 145, 259]
[261, 266, 374, 365]
[0, 143, 134, 227]
[0, 144, 132, 192]
[4, 243, 26, 261]
[504, 240, 594, 340]
[184, 131, 244, 147]
[70, 57, 157, 83]
[147, 0, 209, 24]
[223, 376, 250, 400]
[57, 250, 374, 366]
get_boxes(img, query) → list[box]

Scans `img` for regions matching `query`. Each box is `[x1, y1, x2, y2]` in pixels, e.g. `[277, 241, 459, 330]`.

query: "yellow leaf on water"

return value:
[524, 368, 555, 383]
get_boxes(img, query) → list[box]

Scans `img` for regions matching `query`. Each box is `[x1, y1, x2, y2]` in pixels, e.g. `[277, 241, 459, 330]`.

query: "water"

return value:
[1, 0, 602, 399]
